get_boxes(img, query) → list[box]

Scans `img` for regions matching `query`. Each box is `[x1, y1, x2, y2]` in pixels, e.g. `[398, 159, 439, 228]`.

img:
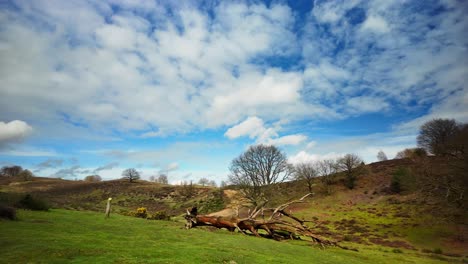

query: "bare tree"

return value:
[417, 118, 460, 155]
[180, 180, 195, 199]
[157, 174, 168, 184]
[317, 159, 337, 194]
[220, 180, 228, 188]
[228, 145, 292, 206]
[122, 168, 140, 183]
[377, 150, 388, 161]
[198, 178, 209, 186]
[18, 169, 34, 181]
[208, 180, 217, 187]
[0, 165, 23, 177]
[149, 175, 155, 182]
[294, 162, 318, 192]
[338, 154, 363, 189]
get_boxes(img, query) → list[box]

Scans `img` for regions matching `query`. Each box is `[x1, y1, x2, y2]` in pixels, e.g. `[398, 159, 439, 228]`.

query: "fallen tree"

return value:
[184, 193, 345, 249]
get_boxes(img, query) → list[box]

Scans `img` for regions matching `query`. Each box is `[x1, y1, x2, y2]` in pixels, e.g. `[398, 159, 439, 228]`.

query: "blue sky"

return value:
[0, 0, 467, 183]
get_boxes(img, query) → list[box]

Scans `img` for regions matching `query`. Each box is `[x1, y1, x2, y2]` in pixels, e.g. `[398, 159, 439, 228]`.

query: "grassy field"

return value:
[0, 209, 459, 264]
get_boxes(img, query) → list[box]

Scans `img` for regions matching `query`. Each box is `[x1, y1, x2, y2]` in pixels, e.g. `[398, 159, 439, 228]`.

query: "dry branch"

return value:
[184, 193, 343, 249]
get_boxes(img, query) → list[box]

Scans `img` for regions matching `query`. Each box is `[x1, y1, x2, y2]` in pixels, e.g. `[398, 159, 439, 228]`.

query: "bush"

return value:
[135, 207, 147, 218]
[390, 174, 402, 194]
[147, 210, 170, 220]
[17, 170, 34, 181]
[84, 175, 102, 182]
[16, 194, 50, 211]
[0, 205, 16, 220]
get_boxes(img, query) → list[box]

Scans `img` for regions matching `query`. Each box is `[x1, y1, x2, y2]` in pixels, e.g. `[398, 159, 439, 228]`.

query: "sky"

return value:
[0, 0, 467, 184]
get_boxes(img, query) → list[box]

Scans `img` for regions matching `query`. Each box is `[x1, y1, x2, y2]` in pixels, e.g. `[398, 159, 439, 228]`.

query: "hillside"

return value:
[0, 209, 454, 264]
[1, 158, 467, 262]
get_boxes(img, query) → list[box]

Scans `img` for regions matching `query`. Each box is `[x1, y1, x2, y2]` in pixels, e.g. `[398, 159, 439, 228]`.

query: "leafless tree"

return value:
[417, 118, 460, 155]
[294, 162, 318, 192]
[317, 159, 337, 194]
[220, 180, 228, 188]
[157, 174, 168, 184]
[122, 168, 140, 183]
[228, 145, 292, 206]
[0, 165, 23, 177]
[377, 150, 388, 161]
[208, 180, 217, 187]
[198, 177, 209, 186]
[337, 154, 364, 189]
[149, 175, 155, 182]
[180, 180, 195, 199]
[18, 169, 34, 181]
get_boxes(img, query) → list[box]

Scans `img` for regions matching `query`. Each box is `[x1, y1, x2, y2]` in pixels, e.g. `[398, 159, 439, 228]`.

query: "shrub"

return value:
[147, 210, 170, 220]
[84, 175, 102, 182]
[392, 249, 403, 253]
[433, 248, 443, 254]
[0, 205, 16, 220]
[135, 207, 147, 218]
[17, 170, 34, 181]
[16, 194, 50, 211]
[390, 173, 402, 194]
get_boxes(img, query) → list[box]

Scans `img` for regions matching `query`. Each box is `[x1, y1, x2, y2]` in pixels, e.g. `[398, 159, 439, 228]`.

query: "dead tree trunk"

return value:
[184, 193, 343, 248]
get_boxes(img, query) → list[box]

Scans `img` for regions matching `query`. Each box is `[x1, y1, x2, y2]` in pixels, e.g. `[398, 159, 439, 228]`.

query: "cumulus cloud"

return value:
[0, 120, 33, 144]
[224, 116, 265, 139]
[0, 0, 466, 176]
[225, 116, 307, 146]
[361, 15, 390, 33]
[0, 1, 303, 137]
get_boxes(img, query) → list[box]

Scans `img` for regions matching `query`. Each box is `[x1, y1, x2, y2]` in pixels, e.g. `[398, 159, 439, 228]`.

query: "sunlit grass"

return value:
[0, 209, 452, 263]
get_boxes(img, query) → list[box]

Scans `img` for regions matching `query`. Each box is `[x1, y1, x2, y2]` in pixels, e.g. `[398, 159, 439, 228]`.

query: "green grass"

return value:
[0, 210, 453, 264]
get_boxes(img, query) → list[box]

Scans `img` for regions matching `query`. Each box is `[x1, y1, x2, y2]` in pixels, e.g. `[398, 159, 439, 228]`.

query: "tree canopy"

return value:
[122, 168, 140, 183]
[228, 144, 292, 205]
[417, 118, 460, 155]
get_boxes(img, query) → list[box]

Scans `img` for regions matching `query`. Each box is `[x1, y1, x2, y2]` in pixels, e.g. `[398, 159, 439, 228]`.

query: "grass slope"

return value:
[0, 209, 452, 264]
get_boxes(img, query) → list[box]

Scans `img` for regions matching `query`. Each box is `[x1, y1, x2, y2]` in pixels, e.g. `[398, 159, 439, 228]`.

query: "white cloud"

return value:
[0, 148, 57, 157]
[224, 116, 265, 139]
[361, 15, 390, 33]
[0, 1, 305, 138]
[289, 150, 341, 165]
[224, 116, 307, 146]
[312, 0, 361, 24]
[346, 96, 389, 114]
[0, 120, 33, 143]
[264, 134, 308, 146]
[165, 162, 179, 172]
[306, 141, 317, 149]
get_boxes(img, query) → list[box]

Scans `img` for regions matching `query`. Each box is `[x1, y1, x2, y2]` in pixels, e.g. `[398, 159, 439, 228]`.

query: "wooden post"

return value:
[105, 197, 112, 218]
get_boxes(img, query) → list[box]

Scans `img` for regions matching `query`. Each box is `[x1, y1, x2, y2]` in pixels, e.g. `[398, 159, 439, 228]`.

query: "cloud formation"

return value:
[34, 158, 64, 172]
[225, 116, 307, 146]
[0, 0, 467, 180]
[93, 162, 119, 173]
[0, 0, 466, 141]
[0, 120, 33, 145]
